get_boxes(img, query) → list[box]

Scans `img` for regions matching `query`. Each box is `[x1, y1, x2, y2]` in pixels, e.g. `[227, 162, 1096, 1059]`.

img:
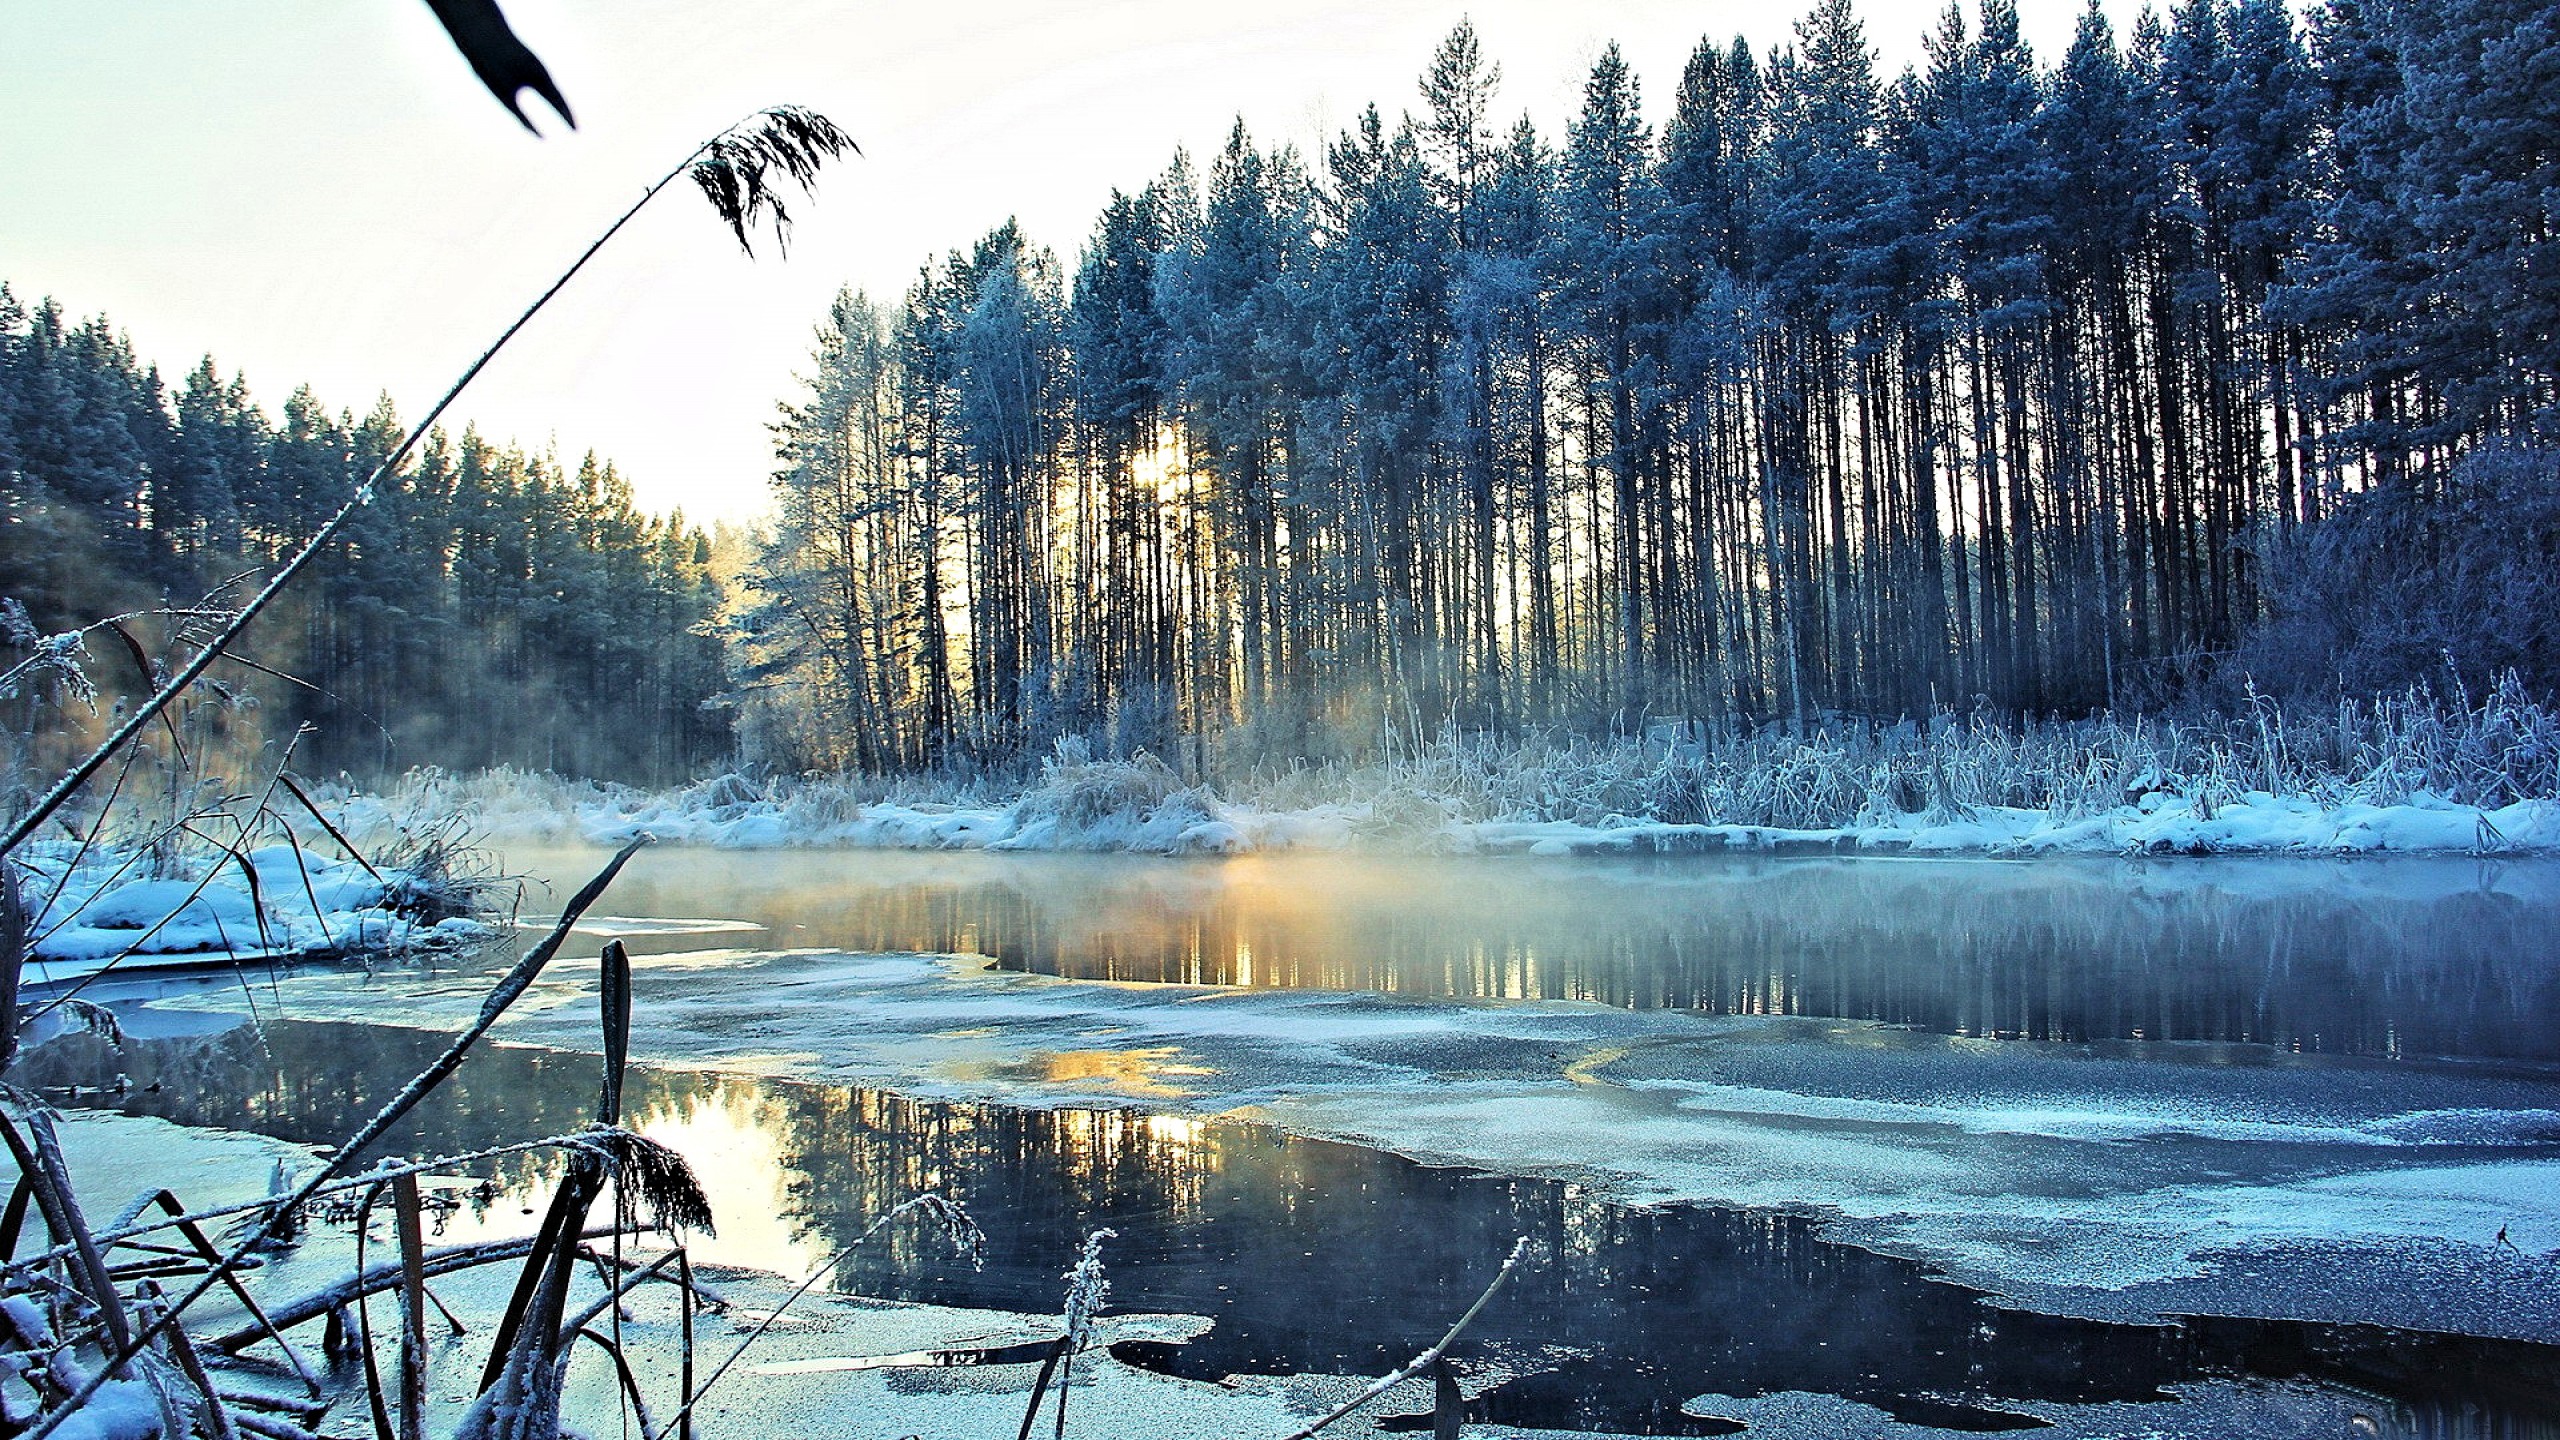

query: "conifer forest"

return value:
[737, 0, 2560, 773]
[7, 0, 2554, 784]
[0, 292, 731, 781]
[10, 4, 2560, 1439]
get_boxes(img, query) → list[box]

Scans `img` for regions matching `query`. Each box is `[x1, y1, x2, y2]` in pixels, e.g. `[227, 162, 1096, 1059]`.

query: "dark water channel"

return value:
[39, 848, 2560, 1434]
[34, 1018, 2560, 1436]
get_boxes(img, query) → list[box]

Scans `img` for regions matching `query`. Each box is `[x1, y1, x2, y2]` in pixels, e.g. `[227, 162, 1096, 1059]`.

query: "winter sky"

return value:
[4, 1, 2135, 525]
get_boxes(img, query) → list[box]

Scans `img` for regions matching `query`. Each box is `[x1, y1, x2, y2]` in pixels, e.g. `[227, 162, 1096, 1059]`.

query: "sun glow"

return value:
[630, 1088, 832, 1281]
[1126, 429, 1192, 499]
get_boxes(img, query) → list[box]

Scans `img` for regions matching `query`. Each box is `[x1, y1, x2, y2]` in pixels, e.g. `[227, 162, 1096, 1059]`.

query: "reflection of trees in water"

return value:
[24, 1022, 723, 1204]
[747, 1074, 2560, 1435]
[578, 851, 2560, 1060]
[775, 1091, 1218, 1285]
[759, 1081, 2211, 1419]
[36, 1018, 2559, 1433]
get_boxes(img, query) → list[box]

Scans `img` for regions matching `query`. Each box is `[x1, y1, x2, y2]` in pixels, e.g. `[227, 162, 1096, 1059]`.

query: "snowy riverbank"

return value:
[558, 784, 2560, 857]
[343, 688, 2560, 858]
[9, 839, 492, 982]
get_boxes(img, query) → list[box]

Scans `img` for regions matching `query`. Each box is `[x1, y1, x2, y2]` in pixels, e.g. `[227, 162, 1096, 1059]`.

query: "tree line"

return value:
[0, 284, 730, 784]
[744, 0, 2558, 774]
[7, 0, 2549, 789]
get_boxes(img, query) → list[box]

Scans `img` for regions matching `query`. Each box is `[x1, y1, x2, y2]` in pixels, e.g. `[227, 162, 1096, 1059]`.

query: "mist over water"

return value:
[529, 847, 2560, 1062]
[50, 847, 2560, 1435]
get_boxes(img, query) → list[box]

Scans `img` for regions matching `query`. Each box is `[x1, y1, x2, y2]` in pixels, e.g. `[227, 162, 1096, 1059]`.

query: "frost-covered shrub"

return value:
[686, 772, 765, 814]
[355, 677, 2560, 855]
[2243, 440, 2560, 704]
[1009, 740, 1187, 839]
[771, 776, 867, 830]
[1209, 687, 2560, 834]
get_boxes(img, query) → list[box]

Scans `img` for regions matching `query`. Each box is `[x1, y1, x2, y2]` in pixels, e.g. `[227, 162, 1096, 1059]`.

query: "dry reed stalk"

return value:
[2, 105, 853, 861]
[1279, 1238, 1532, 1440]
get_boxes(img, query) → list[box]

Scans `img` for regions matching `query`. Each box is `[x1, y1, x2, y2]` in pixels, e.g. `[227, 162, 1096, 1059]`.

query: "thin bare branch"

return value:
[1279, 1237, 1532, 1440]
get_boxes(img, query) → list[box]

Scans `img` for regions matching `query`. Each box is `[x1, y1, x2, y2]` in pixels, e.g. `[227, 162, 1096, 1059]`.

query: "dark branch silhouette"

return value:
[425, 0, 574, 133]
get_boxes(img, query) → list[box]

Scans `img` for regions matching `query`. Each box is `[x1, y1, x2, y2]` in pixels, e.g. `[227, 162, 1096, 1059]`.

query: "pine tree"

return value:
[1559, 43, 1663, 714]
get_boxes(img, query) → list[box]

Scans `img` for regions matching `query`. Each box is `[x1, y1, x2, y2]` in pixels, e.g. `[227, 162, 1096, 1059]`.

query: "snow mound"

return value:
[12, 839, 492, 979]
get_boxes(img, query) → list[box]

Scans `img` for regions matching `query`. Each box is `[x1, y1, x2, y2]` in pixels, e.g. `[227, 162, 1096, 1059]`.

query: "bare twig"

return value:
[1019, 1228, 1116, 1440]
[17, 839, 646, 1440]
[0, 1107, 131, 1355]
[9, 1129, 670, 1274]
[555, 1248, 689, 1338]
[200, 1228, 668, 1354]
[1279, 1237, 1532, 1440]
[460, 935, 658, 1440]
[394, 1174, 430, 1440]
[2, 103, 855, 859]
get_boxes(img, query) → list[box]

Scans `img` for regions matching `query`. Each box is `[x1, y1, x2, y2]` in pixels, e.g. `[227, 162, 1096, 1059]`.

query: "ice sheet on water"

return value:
[1683, 1381, 2390, 1440]
[154, 938, 2560, 1340]
[1624, 1078, 2560, 1148]
[521, 914, 765, 937]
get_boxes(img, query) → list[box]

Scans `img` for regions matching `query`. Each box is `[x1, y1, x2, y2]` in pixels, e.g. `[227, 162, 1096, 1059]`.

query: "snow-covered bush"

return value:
[357, 682, 2560, 857]
[2243, 440, 2560, 706]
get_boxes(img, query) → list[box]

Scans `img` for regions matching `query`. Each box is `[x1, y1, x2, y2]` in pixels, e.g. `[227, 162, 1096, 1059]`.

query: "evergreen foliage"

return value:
[13, 2, 2554, 785]
[743, 0, 2558, 772]
[0, 284, 729, 784]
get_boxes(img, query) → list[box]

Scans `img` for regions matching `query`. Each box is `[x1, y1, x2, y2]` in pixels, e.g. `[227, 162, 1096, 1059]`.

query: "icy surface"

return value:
[163, 937, 2560, 1341]
[74, 833, 2560, 1429]
[7, 1114, 1378, 1440]
[1680, 1382, 2394, 1440]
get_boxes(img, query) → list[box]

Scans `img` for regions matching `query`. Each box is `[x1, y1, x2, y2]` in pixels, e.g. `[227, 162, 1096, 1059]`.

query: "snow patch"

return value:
[441, 776, 2560, 858]
[12, 839, 490, 979]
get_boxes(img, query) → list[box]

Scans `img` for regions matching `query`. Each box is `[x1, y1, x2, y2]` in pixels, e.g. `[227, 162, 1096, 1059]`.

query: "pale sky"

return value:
[2, 1, 2133, 525]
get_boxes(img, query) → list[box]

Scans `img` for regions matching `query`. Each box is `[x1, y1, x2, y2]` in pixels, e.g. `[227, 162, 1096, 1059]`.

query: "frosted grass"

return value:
[346, 679, 2560, 857]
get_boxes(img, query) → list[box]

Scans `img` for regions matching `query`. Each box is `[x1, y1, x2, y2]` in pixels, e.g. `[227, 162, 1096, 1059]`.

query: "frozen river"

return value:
[52, 847, 2560, 1435]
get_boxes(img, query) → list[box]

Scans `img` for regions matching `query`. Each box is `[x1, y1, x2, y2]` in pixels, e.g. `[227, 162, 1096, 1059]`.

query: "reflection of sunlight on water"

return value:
[418, 1086, 840, 1283]
[1019, 1106, 1215, 1217]
[1563, 1045, 1633, 1085]
[499, 843, 2560, 1059]
[1037, 1047, 1216, 1099]
[632, 1086, 831, 1281]
[415, 1082, 846, 1284]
